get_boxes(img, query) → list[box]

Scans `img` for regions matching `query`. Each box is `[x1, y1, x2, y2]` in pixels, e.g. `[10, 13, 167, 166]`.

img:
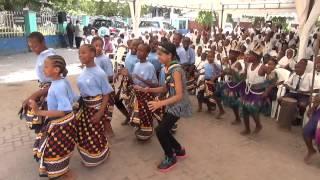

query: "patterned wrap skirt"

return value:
[19, 82, 51, 133]
[241, 85, 269, 115]
[222, 81, 245, 109]
[120, 77, 135, 114]
[107, 84, 116, 121]
[183, 65, 197, 95]
[33, 112, 77, 178]
[196, 79, 206, 102]
[76, 95, 110, 167]
[204, 81, 217, 107]
[131, 90, 163, 140]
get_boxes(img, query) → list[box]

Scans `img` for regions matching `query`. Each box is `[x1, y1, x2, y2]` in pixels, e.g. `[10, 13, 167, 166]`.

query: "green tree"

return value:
[0, 0, 42, 11]
[196, 10, 213, 30]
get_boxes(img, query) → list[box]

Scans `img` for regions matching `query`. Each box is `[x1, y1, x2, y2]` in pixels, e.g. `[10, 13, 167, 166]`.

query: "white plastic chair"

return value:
[273, 68, 291, 120]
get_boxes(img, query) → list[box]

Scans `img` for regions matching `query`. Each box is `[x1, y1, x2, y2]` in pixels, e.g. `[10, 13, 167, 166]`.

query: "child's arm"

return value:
[148, 70, 183, 111]
[23, 87, 49, 108]
[134, 75, 158, 88]
[29, 99, 65, 118]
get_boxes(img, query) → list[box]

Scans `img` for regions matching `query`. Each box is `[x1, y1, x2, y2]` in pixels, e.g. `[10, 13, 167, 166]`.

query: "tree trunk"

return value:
[298, 0, 320, 60]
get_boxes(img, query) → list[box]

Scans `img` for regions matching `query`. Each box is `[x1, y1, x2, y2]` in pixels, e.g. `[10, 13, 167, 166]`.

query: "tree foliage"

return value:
[0, 0, 150, 17]
[196, 10, 213, 30]
[0, 0, 42, 11]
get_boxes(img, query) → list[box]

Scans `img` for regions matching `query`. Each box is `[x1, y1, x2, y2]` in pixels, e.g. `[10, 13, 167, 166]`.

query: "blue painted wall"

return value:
[0, 35, 66, 56]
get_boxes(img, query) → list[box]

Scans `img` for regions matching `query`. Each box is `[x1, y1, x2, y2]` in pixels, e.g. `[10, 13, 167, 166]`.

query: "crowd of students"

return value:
[18, 23, 320, 179]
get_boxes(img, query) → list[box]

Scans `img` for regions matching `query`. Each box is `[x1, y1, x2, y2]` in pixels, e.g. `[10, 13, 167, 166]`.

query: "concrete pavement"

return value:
[0, 49, 319, 180]
[0, 77, 319, 180]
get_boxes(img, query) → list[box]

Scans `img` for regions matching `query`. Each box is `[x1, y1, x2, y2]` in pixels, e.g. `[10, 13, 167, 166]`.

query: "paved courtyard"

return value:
[0, 49, 319, 180]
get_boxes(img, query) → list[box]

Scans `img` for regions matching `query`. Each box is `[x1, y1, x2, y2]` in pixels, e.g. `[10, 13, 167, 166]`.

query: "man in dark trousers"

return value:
[66, 20, 75, 48]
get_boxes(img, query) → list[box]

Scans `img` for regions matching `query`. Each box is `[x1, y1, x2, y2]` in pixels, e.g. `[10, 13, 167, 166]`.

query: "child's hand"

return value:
[91, 111, 104, 124]
[120, 68, 129, 76]
[28, 99, 39, 113]
[148, 100, 163, 112]
[133, 85, 142, 91]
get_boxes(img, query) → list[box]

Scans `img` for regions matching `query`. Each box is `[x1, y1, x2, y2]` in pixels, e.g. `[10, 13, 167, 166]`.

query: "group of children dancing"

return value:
[19, 29, 320, 179]
[20, 31, 191, 179]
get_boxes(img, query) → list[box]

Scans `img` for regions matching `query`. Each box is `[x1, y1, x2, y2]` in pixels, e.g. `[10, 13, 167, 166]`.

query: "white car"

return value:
[138, 20, 175, 35]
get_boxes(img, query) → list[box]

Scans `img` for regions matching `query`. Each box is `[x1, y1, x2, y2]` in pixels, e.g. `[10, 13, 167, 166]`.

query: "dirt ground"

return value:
[0, 76, 319, 180]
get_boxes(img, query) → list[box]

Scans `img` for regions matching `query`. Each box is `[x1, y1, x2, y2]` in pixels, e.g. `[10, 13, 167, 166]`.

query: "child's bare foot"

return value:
[252, 126, 262, 135]
[304, 150, 317, 164]
[121, 119, 129, 126]
[216, 111, 225, 119]
[240, 130, 251, 135]
[231, 120, 241, 125]
[60, 170, 76, 180]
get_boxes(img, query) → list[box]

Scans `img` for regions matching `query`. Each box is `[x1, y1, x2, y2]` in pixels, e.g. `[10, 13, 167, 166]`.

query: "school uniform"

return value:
[76, 66, 113, 167]
[284, 72, 312, 112]
[95, 54, 114, 79]
[21, 48, 55, 133]
[198, 62, 221, 107]
[33, 78, 77, 178]
[125, 54, 138, 74]
[95, 54, 115, 122]
[131, 61, 160, 140]
[121, 53, 138, 112]
[177, 46, 196, 94]
[147, 52, 162, 77]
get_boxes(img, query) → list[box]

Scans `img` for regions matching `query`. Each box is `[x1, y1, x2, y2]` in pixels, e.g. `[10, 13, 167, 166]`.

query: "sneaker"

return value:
[175, 148, 186, 159]
[158, 156, 177, 172]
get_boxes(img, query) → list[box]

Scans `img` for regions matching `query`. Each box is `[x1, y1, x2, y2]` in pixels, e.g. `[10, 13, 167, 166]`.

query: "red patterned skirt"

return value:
[19, 82, 51, 133]
[204, 81, 217, 107]
[120, 77, 135, 114]
[76, 95, 110, 167]
[33, 112, 77, 178]
[131, 91, 163, 140]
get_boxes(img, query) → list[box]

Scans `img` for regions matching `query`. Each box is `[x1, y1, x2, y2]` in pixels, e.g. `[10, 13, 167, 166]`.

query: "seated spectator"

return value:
[282, 61, 312, 119]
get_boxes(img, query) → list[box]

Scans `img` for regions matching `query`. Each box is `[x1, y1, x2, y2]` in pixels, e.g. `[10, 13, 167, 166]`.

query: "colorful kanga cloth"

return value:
[204, 81, 217, 107]
[33, 112, 77, 178]
[241, 84, 269, 115]
[120, 76, 135, 114]
[76, 95, 110, 167]
[19, 82, 51, 133]
[131, 90, 163, 140]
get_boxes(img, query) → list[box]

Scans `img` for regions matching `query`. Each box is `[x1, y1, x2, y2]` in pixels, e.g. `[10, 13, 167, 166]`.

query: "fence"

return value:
[37, 11, 58, 36]
[0, 11, 25, 38]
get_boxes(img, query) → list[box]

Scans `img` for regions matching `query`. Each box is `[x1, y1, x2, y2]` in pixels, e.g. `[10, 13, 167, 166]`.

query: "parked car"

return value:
[138, 20, 175, 35]
[92, 18, 120, 36]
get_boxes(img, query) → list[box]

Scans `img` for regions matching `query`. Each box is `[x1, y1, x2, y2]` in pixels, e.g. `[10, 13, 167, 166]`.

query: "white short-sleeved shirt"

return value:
[285, 72, 312, 93]
[77, 66, 113, 97]
[47, 78, 76, 111]
[36, 48, 55, 83]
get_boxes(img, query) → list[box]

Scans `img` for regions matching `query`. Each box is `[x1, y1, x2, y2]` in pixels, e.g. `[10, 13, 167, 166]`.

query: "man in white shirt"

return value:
[283, 61, 312, 116]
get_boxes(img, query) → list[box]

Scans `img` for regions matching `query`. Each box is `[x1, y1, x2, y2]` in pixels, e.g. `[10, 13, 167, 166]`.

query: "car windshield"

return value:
[163, 22, 174, 30]
[114, 21, 124, 28]
[139, 21, 160, 28]
[93, 20, 112, 28]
